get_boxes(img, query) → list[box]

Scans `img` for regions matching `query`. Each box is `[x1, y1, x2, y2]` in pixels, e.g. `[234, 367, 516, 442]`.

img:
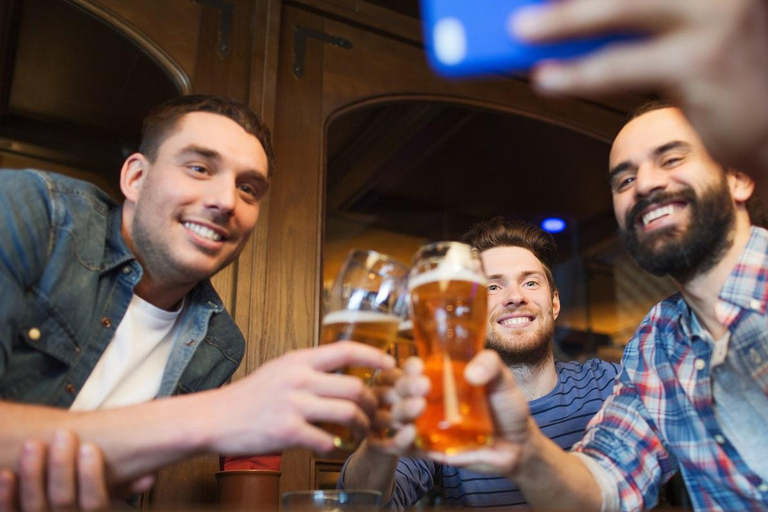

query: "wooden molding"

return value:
[62, 0, 191, 93]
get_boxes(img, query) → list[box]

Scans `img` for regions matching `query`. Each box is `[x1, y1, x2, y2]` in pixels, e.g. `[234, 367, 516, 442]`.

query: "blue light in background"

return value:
[541, 217, 566, 233]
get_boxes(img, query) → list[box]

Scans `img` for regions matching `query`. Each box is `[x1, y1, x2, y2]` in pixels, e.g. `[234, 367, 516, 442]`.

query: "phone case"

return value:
[420, 0, 632, 77]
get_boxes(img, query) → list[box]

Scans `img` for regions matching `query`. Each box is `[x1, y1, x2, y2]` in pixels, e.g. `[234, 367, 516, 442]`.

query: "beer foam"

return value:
[408, 268, 486, 290]
[322, 310, 401, 325]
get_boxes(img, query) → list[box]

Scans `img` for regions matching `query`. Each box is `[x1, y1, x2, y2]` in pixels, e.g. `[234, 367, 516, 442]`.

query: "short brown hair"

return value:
[461, 217, 558, 293]
[139, 95, 274, 177]
[625, 99, 674, 124]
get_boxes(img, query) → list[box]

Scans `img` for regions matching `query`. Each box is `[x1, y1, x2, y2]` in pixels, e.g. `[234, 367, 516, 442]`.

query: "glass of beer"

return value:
[318, 249, 409, 450]
[409, 241, 493, 454]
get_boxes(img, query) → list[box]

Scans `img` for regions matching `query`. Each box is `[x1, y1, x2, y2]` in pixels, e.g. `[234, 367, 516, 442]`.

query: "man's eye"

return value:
[239, 184, 257, 197]
[488, 284, 500, 292]
[662, 156, 683, 168]
[189, 165, 208, 174]
[238, 182, 269, 200]
[614, 176, 635, 192]
[523, 280, 538, 288]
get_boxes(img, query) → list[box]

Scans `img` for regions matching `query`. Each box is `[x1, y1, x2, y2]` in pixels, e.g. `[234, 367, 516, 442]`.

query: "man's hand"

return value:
[207, 341, 395, 456]
[428, 350, 533, 476]
[0, 432, 154, 512]
[391, 351, 533, 477]
[336, 363, 422, 502]
[390, 352, 602, 509]
[361, 366, 418, 456]
[510, 0, 768, 179]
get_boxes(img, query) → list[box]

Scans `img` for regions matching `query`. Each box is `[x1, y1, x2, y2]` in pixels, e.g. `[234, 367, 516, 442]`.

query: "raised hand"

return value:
[510, 0, 768, 179]
[208, 341, 395, 456]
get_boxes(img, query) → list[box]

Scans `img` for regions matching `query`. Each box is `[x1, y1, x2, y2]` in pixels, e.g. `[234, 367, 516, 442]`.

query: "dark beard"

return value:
[619, 178, 735, 284]
[486, 323, 554, 370]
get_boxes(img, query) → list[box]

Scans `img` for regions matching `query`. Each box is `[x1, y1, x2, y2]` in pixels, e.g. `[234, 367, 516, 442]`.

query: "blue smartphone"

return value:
[420, 0, 633, 77]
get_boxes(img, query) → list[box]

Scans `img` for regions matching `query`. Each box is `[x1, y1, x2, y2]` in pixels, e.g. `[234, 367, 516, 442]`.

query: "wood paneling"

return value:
[0, 0, 21, 118]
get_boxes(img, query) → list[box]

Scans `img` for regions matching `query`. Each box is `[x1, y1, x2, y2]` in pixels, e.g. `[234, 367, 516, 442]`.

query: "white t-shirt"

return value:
[69, 294, 184, 411]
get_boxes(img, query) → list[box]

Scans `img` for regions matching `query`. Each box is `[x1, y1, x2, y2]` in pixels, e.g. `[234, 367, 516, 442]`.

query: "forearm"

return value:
[0, 391, 221, 483]
[341, 441, 399, 503]
[511, 420, 603, 511]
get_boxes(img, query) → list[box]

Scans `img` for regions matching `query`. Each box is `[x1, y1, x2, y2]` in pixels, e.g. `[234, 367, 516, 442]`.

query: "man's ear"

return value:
[120, 154, 149, 203]
[552, 290, 561, 321]
[727, 169, 755, 205]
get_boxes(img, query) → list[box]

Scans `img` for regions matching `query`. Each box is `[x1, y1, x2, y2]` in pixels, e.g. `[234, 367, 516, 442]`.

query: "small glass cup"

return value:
[408, 241, 493, 454]
[281, 490, 382, 512]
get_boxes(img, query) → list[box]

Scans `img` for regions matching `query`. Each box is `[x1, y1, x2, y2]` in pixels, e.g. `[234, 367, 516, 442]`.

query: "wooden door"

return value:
[265, 0, 637, 494]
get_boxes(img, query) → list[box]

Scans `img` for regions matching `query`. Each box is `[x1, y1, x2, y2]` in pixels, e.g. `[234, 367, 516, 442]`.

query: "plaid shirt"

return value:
[573, 227, 768, 511]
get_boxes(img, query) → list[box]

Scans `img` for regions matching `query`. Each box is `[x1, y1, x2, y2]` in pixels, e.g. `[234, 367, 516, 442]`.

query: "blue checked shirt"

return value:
[573, 227, 768, 511]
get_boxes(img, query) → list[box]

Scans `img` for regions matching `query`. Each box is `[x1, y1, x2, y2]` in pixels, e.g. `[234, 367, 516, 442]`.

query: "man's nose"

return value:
[206, 176, 237, 217]
[634, 163, 669, 198]
[502, 285, 527, 306]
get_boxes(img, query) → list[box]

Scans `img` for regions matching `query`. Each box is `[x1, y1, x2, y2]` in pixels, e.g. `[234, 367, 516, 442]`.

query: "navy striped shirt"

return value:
[386, 359, 619, 510]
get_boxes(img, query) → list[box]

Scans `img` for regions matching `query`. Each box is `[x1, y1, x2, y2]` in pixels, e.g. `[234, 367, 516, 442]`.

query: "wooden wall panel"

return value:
[0, 0, 21, 118]
[266, 5, 329, 495]
[235, 0, 283, 380]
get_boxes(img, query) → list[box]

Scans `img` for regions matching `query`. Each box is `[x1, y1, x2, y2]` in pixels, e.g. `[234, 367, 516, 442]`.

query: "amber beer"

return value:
[318, 309, 400, 449]
[409, 269, 493, 453]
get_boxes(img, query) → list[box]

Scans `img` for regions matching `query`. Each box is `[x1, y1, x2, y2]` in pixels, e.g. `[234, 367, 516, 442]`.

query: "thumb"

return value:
[464, 350, 514, 392]
[465, 350, 530, 439]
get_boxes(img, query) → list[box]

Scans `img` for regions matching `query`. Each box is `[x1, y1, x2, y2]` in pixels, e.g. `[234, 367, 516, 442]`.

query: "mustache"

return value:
[624, 188, 696, 228]
[490, 306, 536, 322]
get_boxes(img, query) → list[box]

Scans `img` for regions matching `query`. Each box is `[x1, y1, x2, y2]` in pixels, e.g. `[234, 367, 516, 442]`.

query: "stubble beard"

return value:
[486, 319, 555, 371]
[619, 178, 736, 285]
[130, 200, 221, 288]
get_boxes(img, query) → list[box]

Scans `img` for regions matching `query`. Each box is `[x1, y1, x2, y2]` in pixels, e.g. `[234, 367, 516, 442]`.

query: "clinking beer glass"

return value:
[318, 249, 409, 450]
[409, 241, 493, 453]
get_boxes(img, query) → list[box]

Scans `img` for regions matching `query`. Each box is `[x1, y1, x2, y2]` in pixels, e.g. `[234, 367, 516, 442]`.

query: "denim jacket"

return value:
[0, 169, 244, 407]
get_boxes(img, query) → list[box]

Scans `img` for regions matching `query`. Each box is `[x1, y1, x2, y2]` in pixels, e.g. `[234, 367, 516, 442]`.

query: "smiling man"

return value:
[339, 218, 619, 509]
[0, 95, 393, 510]
[392, 104, 768, 511]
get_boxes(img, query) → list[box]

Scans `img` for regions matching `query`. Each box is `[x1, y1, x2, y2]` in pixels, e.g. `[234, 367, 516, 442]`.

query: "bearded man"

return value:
[339, 218, 619, 509]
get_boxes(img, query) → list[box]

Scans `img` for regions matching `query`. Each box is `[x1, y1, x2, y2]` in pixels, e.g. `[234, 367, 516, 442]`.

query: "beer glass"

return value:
[318, 249, 409, 450]
[281, 490, 381, 512]
[409, 241, 493, 453]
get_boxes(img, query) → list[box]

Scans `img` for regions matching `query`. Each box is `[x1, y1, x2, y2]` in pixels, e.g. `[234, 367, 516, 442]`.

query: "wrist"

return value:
[506, 416, 544, 481]
[176, 389, 226, 455]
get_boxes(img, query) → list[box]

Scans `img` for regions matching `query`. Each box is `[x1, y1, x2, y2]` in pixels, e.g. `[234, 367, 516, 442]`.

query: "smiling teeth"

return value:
[642, 204, 681, 226]
[500, 317, 531, 326]
[184, 222, 222, 241]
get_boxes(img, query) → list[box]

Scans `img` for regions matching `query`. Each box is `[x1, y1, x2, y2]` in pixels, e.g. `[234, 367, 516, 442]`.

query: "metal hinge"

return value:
[191, 0, 234, 58]
[293, 25, 353, 78]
